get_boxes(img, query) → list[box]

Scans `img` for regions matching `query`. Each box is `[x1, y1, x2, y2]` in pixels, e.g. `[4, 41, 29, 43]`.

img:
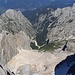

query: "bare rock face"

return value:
[16, 65, 31, 75]
[45, 4, 75, 52]
[0, 9, 36, 65]
[0, 9, 36, 38]
[32, 8, 55, 45]
[0, 31, 32, 65]
[0, 63, 14, 75]
[31, 3, 75, 51]
[0, 67, 6, 75]
[47, 4, 75, 42]
[53, 8, 62, 17]
[16, 65, 41, 75]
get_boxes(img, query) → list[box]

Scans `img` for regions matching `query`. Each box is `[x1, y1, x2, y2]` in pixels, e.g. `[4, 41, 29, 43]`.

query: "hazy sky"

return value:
[0, 0, 75, 10]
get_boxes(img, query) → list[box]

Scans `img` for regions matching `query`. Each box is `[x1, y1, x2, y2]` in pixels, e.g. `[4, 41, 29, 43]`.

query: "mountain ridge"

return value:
[0, 9, 36, 66]
[1, 3, 75, 75]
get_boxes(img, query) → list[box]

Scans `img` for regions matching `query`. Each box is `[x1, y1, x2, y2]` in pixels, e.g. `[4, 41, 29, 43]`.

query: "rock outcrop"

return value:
[47, 3, 75, 41]
[33, 4, 75, 43]
[0, 9, 36, 65]
[32, 3, 75, 51]
[1, 3, 75, 75]
[1, 9, 36, 37]
[32, 8, 55, 45]
[46, 3, 75, 51]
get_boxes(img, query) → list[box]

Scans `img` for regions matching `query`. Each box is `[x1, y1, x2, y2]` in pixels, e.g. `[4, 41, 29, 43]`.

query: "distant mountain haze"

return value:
[0, 0, 75, 10]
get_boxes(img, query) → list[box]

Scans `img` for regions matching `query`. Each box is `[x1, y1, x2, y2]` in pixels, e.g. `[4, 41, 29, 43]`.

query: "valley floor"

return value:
[7, 48, 74, 75]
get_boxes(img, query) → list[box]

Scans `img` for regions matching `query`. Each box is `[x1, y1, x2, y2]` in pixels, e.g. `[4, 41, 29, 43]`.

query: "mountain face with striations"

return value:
[0, 0, 75, 20]
[31, 3, 75, 52]
[31, 8, 55, 45]
[48, 3, 75, 40]
[1, 2, 75, 75]
[1, 9, 36, 37]
[47, 3, 75, 51]
[0, 9, 36, 66]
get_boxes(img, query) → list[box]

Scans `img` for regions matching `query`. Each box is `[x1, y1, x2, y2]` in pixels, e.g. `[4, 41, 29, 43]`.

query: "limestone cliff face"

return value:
[47, 3, 75, 42]
[0, 9, 36, 38]
[0, 9, 36, 65]
[31, 3, 75, 43]
[1, 4, 75, 75]
[32, 8, 55, 45]
[30, 3, 75, 51]
[46, 4, 75, 51]
[0, 31, 32, 65]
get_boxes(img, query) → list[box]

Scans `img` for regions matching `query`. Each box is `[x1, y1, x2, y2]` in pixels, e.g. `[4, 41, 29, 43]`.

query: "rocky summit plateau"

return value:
[1, 3, 75, 75]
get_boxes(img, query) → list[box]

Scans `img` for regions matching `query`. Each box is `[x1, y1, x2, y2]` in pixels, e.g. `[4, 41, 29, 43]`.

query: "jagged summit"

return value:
[0, 9, 36, 65]
[48, 3, 75, 41]
[29, 3, 75, 52]
[0, 9, 36, 37]
[1, 3, 75, 75]
[53, 4, 75, 17]
[46, 3, 75, 52]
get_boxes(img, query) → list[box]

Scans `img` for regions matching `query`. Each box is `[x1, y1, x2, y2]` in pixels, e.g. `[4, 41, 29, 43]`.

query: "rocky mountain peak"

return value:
[3, 9, 31, 25]
[0, 9, 36, 37]
[0, 2, 75, 75]
[46, 3, 75, 52]
[30, 3, 75, 52]
[0, 9, 37, 65]
[53, 3, 75, 18]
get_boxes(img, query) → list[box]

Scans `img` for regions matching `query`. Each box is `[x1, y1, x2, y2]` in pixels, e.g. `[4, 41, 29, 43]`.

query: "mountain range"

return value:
[0, 0, 75, 10]
[0, 1, 75, 75]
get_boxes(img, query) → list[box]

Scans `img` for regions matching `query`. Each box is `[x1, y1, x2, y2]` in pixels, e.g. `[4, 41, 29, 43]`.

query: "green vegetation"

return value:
[39, 43, 56, 52]
[39, 40, 67, 52]
[30, 40, 67, 52]
[30, 42, 38, 49]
